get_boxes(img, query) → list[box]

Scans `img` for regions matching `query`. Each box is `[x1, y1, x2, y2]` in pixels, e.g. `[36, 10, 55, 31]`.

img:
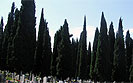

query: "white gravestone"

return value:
[43, 76, 47, 83]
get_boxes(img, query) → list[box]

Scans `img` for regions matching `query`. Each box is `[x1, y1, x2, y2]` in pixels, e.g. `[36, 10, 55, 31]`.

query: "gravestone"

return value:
[43, 76, 47, 83]
[20, 76, 22, 82]
[32, 74, 34, 81]
[15, 75, 19, 81]
[32, 74, 37, 83]
[59, 80, 63, 83]
[22, 74, 25, 82]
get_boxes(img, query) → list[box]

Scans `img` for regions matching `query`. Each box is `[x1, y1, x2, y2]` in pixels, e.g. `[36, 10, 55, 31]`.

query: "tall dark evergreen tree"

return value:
[0, 17, 4, 53]
[94, 12, 109, 81]
[129, 40, 133, 81]
[112, 18, 127, 81]
[2, 2, 15, 70]
[8, 8, 20, 72]
[51, 27, 62, 76]
[71, 38, 78, 78]
[77, 16, 88, 79]
[41, 20, 52, 76]
[0, 17, 4, 69]
[125, 30, 132, 81]
[7, 4, 21, 72]
[90, 27, 99, 80]
[34, 8, 45, 75]
[87, 42, 91, 79]
[56, 19, 72, 80]
[108, 22, 115, 81]
[13, 0, 36, 73]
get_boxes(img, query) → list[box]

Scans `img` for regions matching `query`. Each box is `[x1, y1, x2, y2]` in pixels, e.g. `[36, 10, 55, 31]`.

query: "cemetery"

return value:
[0, 0, 133, 83]
[0, 70, 94, 83]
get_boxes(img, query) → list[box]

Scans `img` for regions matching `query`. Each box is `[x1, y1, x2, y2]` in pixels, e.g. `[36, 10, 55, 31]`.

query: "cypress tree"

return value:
[129, 40, 133, 81]
[90, 27, 99, 80]
[112, 18, 126, 81]
[2, 2, 15, 70]
[0, 17, 4, 54]
[71, 38, 78, 78]
[56, 19, 72, 80]
[94, 12, 109, 81]
[77, 16, 88, 79]
[7, 3, 21, 72]
[34, 8, 45, 75]
[125, 30, 132, 81]
[0, 17, 4, 69]
[7, 8, 20, 72]
[41, 20, 52, 76]
[108, 22, 115, 81]
[87, 42, 91, 79]
[51, 27, 62, 76]
[13, 0, 36, 73]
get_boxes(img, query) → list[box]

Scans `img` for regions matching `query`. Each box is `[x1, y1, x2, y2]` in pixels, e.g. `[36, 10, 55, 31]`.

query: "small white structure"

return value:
[32, 74, 34, 81]
[58, 80, 63, 83]
[20, 74, 25, 83]
[43, 76, 47, 83]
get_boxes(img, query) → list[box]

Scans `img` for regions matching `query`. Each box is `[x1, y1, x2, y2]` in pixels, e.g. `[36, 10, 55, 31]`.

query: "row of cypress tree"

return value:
[0, 0, 133, 82]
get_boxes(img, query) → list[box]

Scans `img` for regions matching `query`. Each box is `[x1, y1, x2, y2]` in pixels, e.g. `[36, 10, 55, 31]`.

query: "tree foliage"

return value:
[51, 28, 62, 76]
[2, 2, 15, 71]
[56, 19, 72, 80]
[125, 30, 132, 81]
[0, 17, 4, 69]
[112, 18, 127, 81]
[13, 0, 36, 73]
[34, 8, 52, 77]
[90, 27, 99, 80]
[0, 1, 133, 81]
[108, 22, 115, 81]
[71, 38, 78, 78]
[77, 16, 88, 80]
[94, 12, 110, 81]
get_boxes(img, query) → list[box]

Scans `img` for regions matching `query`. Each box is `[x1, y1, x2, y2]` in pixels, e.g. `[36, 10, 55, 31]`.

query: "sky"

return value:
[0, 0, 133, 47]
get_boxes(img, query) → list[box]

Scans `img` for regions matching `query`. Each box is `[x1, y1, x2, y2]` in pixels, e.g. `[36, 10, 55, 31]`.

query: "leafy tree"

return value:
[108, 22, 115, 81]
[94, 12, 109, 81]
[125, 30, 132, 81]
[13, 0, 36, 73]
[112, 18, 127, 82]
[56, 19, 72, 80]
[90, 27, 99, 80]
